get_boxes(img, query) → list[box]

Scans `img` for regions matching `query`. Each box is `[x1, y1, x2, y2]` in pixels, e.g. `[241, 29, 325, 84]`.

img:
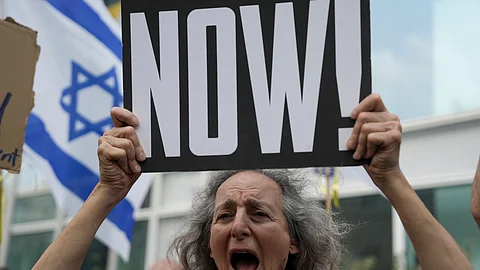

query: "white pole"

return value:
[392, 206, 407, 270]
[0, 173, 18, 266]
[106, 248, 119, 270]
[145, 174, 163, 269]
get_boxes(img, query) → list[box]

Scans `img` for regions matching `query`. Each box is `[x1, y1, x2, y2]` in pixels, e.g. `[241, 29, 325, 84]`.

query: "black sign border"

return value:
[122, 0, 371, 172]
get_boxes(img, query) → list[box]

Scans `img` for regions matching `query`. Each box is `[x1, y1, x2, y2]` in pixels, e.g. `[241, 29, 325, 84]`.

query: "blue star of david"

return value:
[61, 61, 122, 141]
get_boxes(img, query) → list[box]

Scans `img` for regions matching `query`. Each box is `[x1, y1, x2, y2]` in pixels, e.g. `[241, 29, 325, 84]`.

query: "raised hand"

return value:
[97, 107, 146, 203]
[346, 93, 402, 187]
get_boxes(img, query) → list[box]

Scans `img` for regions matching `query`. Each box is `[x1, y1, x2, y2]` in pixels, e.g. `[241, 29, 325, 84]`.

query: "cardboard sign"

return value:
[122, 0, 371, 172]
[0, 18, 39, 173]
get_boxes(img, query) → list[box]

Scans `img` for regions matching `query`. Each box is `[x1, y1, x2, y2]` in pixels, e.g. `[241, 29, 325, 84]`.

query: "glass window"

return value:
[81, 239, 108, 270]
[371, 0, 480, 120]
[335, 195, 393, 270]
[160, 173, 205, 207]
[12, 194, 56, 223]
[118, 221, 148, 270]
[406, 185, 480, 269]
[157, 217, 185, 260]
[7, 232, 53, 270]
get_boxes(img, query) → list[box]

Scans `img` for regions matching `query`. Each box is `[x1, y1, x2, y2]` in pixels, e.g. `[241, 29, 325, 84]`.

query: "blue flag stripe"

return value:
[25, 113, 134, 240]
[45, 0, 122, 61]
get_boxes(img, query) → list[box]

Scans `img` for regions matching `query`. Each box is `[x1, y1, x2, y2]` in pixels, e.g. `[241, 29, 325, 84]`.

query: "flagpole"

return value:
[326, 173, 331, 212]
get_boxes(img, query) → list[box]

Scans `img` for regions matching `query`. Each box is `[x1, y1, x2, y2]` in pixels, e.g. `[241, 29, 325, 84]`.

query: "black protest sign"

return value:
[121, 0, 371, 172]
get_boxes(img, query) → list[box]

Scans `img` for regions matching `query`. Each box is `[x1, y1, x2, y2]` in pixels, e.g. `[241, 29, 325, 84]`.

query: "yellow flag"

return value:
[107, 1, 121, 20]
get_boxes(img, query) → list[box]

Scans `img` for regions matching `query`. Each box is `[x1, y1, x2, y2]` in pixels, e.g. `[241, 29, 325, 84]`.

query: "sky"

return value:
[370, 0, 480, 120]
[433, 0, 480, 116]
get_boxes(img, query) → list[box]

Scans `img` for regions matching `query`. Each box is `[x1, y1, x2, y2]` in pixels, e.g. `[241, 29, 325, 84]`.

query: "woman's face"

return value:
[209, 172, 299, 270]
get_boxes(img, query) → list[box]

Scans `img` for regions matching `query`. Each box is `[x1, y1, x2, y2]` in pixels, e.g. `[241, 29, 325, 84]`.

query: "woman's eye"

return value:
[218, 213, 231, 219]
[254, 211, 267, 217]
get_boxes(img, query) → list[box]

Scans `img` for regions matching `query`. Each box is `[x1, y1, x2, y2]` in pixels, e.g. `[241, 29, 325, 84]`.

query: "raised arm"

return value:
[33, 108, 146, 270]
[347, 94, 473, 270]
[471, 157, 480, 227]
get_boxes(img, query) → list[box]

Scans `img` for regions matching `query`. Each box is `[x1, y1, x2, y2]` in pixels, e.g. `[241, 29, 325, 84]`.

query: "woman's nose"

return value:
[231, 210, 251, 240]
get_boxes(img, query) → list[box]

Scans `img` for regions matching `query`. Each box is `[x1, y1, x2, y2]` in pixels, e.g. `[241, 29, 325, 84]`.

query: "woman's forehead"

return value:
[214, 172, 283, 204]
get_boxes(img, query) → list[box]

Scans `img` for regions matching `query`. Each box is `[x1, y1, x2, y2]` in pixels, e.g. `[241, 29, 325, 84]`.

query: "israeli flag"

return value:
[3, 0, 153, 261]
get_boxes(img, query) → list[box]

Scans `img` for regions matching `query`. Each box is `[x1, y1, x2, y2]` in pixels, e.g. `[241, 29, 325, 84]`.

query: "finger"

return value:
[350, 93, 388, 119]
[104, 126, 146, 161]
[364, 137, 378, 160]
[365, 128, 402, 152]
[110, 107, 139, 128]
[353, 122, 390, 160]
[110, 148, 130, 175]
[347, 112, 399, 150]
[99, 142, 130, 174]
[103, 136, 141, 173]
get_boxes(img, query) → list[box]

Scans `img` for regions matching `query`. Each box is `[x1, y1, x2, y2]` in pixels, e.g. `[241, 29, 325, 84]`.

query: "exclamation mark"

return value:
[335, 0, 362, 151]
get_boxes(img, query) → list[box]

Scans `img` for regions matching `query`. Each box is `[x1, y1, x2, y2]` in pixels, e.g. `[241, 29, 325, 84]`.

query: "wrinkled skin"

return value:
[209, 172, 299, 270]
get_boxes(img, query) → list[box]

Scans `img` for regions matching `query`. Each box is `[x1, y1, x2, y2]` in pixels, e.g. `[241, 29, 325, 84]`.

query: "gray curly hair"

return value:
[167, 169, 350, 270]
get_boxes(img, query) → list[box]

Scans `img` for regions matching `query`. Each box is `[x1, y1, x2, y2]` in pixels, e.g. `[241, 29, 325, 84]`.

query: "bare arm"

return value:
[471, 158, 480, 227]
[32, 108, 145, 270]
[33, 184, 116, 269]
[348, 94, 472, 270]
[380, 173, 472, 270]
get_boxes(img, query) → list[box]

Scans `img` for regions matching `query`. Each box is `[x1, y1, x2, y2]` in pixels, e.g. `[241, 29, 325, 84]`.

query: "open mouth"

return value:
[230, 252, 259, 270]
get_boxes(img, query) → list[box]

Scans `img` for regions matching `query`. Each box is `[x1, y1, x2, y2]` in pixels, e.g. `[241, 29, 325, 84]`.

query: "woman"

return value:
[168, 170, 348, 270]
[32, 94, 472, 270]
